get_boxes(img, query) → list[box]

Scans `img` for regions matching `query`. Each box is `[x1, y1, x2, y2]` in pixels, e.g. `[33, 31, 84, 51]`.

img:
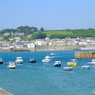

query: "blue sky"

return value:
[0, 0, 95, 30]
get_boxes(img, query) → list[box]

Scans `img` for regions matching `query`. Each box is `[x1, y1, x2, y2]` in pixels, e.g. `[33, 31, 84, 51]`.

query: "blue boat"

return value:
[81, 63, 90, 70]
[30, 58, 36, 63]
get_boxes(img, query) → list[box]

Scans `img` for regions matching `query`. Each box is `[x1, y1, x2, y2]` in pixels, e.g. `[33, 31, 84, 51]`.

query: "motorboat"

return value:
[54, 61, 61, 67]
[0, 58, 3, 64]
[81, 63, 90, 70]
[67, 59, 78, 66]
[63, 66, 73, 71]
[7, 61, 16, 69]
[88, 59, 95, 65]
[15, 57, 23, 64]
[45, 55, 51, 59]
[42, 58, 52, 63]
[30, 58, 36, 63]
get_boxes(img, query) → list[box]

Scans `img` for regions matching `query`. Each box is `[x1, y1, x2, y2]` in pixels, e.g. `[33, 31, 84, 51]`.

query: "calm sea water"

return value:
[0, 50, 95, 95]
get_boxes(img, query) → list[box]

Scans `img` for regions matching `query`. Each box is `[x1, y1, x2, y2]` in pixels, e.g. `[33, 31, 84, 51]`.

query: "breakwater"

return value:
[75, 51, 95, 58]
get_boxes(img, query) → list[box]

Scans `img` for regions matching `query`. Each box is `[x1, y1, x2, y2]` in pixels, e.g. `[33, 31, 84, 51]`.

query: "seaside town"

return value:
[0, 34, 95, 52]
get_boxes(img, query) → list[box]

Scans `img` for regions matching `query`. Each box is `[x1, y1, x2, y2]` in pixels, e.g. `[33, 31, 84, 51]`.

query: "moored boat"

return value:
[67, 59, 78, 66]
[50, 53, 56, 55]
[15, 57, 23, 64]
[42, 58, 52, 63]
[30, 58, 36, 63]
[0, 58, 3, 64]
[88, 59, 95, 65]
[45, 55, 51, 59]
[63, 66, 73, 71]
[54, 61, 61, 67]
[7, 61, 16, 69]
[81, 63, 90, 70]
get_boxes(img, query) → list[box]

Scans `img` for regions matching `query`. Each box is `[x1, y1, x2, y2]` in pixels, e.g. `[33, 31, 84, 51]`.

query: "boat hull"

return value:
[0, 61, 3, 64]
[81, 66, 90, 70]
[67, 63, 77, 66]
[7, 66, 16, 69]
[64, 67, 73, 71]
[54, 64, 61, 67]
[15, 61, 23, 64]
[30, 60, 36, 63]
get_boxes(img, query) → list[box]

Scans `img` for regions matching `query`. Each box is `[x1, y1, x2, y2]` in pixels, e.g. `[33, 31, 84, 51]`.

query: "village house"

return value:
[14, 41, 35, 49]
[34, 39, 47, 46]
[1, 41, 10, 49]
[27, 34, 32, 38]
[14, 33, 24, 36]
[3, 33, 10, 36]
[0, 37, 4, 40]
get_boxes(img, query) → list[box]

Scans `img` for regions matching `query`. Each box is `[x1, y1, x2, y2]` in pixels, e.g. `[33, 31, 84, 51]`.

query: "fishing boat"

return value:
[63, 66, 73, 71]
[54, 61, 61, 67]
[42, 58, 52, 63]
[67, 59, 78, 66]
[30, 58, 36, 63]
[0, 58, 3, 64]
[88, 59, 95, 65]
[7, 61, 16, 69]
[81, 63, 90, 70]
[15, 57, 23, 64]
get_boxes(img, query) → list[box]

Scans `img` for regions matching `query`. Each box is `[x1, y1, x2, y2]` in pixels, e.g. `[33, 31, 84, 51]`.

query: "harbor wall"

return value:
[0, 45, 81, 52]
[75, 52, 95, 58]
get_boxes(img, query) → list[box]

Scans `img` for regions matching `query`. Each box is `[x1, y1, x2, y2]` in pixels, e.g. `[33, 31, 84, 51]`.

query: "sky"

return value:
[0, 0, 95, 30]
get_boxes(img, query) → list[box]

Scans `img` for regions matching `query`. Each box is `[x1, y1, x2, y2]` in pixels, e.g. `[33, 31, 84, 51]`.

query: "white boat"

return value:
[81, 63, 90, 70]
[67, 59, 78, 66]
[42, 58, 52, 63]
[88, 59, 95, 65]
[50, 53, 56, 55]
[45, 55, 51, 59]
[0, 58, 3, 64]
[63, 66, 73, 71]
[7, 61, 16, 69]
[15, 57, 23, 64]
[54, 61, 61, 67]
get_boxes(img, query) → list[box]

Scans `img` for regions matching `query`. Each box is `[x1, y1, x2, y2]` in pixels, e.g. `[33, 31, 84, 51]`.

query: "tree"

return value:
[40, 27, 44, 32]
[31, 27, 38, 32]
[32, 32, 47, 39]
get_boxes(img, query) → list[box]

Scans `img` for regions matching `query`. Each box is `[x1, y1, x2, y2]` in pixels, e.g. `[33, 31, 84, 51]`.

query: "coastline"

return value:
[0, 45, 94, 52]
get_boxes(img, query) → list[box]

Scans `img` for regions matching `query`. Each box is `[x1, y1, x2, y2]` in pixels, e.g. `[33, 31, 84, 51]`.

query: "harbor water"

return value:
[0, 50, 95, 95]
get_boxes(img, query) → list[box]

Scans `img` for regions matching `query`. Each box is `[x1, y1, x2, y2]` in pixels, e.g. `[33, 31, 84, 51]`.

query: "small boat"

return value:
[15, 57, 23, 64]
[0, 58, 3, 64]
[88, 59, 95, 65]
[81, 63, 90, 70]
[50, 53, 56, 55]
[67, 59, 78, 66]
[7, 61, 16, 69]
[42, 58, 52, 63]
[30, 58, 36, 63]
[45, 55, 51, 59]
[54, 61, 61, 67]
[63, 66, 73, 71]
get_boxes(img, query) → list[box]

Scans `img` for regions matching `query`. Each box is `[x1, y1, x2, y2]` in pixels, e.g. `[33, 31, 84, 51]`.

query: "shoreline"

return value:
[0, 45, 95, 52]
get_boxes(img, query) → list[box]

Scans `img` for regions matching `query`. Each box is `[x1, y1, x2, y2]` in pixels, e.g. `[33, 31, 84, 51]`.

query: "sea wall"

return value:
[0, 45, 81, 52]
[75, 52, 95, 58]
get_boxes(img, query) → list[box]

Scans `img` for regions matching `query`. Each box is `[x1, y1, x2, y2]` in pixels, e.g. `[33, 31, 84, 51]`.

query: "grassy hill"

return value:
[44, 30, 72, 37]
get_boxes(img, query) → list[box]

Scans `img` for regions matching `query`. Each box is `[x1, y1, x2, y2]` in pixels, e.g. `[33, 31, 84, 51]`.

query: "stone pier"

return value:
[75, 51, 95, 58]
